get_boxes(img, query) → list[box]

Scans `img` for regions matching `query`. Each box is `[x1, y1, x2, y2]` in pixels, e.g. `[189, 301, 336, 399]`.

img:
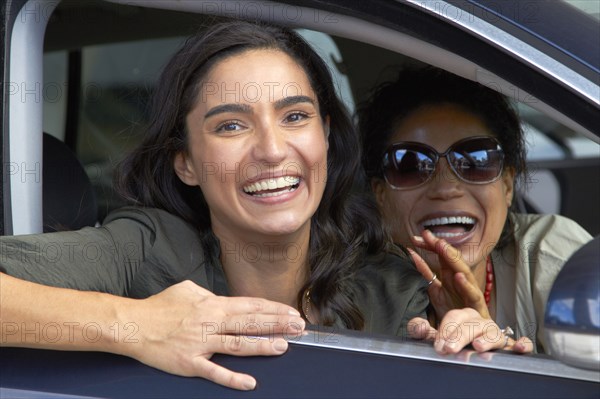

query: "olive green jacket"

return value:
[1, 207, 428, 337]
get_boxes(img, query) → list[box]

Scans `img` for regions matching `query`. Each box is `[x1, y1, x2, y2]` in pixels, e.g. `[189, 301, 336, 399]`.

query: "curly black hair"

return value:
[358, 66, 527, 186]
[357, 66, 528, 248]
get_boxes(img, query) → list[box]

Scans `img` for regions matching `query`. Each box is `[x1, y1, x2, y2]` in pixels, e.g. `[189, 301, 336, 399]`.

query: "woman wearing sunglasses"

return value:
[359, 66, 592, 354]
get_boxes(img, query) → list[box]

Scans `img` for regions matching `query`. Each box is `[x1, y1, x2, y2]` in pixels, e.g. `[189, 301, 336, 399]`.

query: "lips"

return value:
[421, 215, 476, 239]
[243, 176, 300, 198]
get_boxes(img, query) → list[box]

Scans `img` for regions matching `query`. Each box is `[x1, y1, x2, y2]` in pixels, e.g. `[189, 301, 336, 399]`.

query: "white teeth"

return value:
[423, 216, 476, 227]
[243, 176, 300, 194]
[432, 232, 464, 238]
[252, 188, 295, 198]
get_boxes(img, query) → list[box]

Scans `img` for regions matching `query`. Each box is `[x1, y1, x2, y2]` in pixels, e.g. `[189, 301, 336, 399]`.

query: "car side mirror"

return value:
[544, 236, 600, 370]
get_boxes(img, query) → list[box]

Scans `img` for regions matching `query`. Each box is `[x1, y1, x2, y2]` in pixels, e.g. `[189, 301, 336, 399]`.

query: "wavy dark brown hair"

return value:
[116, 20, 393, 329]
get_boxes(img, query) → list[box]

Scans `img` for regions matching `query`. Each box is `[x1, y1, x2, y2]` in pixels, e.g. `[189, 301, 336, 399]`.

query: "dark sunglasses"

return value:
[381, 136, 505, 190]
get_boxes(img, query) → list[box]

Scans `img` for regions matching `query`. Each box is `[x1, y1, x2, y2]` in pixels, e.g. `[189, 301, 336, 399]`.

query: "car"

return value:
[1, 0, 599, 397]
[1, 328, 598, 398]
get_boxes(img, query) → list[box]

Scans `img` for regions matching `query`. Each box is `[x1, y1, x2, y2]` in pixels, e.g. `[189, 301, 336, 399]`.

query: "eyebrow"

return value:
[204, 95, 316, 119]
[204, 103, 252, 119]
[273, 95, 316, 110]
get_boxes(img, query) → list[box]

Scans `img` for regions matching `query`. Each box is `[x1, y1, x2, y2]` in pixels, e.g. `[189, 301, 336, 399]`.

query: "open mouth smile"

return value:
[243, 176, 300, 198]
[422, 216, 476, 238]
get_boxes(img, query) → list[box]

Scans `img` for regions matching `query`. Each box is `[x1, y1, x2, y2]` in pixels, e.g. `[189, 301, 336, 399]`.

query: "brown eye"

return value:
[284, 112, 308, 123]
[215, 120, 244, 133]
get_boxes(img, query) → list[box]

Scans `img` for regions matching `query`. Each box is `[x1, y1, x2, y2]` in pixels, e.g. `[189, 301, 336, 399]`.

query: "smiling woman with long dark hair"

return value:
[1, 21, 431, 390]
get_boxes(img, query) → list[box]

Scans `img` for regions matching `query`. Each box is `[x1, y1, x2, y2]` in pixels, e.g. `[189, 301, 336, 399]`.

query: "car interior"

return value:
[42, 132, 97, 232]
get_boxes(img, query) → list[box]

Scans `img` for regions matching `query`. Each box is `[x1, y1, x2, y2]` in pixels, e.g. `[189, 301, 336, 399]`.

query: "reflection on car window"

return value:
[519, 103, 600, 161]
[78, 37, 184, 165]
[523, 123, 565, 161]
[297, 29, 355, 114]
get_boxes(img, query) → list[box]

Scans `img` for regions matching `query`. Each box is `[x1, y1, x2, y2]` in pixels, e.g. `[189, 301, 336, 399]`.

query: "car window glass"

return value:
[566, 0, 600, 20]
[523, 124, 565, 161]
[43, 50, 68, 141]
[77, 36, 184, 166]
[518, 103, 600, 160]
[297, 29, 355, 114]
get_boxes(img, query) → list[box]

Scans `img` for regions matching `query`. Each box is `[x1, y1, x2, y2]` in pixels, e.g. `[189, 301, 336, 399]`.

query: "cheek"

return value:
[380, 191, 414, 239]
[192, 147, 231, 193]
[299, 133, 328, 176]
[311, 133, 329, 160]
[479, 186, 510, 236]
[385, 188, 417, 215]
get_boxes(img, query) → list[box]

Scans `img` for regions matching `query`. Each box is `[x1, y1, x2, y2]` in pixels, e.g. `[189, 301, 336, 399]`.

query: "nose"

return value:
[252, 122, 288, 164]
[425, 157, 464, 200]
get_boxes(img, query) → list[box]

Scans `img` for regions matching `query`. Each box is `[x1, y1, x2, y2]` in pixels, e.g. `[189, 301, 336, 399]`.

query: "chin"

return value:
[256, 218, 308, 236]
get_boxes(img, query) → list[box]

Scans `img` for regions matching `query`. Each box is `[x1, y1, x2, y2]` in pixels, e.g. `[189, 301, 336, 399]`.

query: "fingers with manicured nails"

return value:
[412, 231, 474, 285]
[407, 317, 436, 341]
[434, 317, 464, 354]
[407, 247, 448, 309]
[224, 304, 304, 340]
[411, 231, 444, 256]
[162, 289, 305, 337]
[219, 297, 304, 336]
[471, 322, 506, 352]
[179, 282, 302, 320]
[424, 229, 454, 257]
[421, 232, 483, 298]
[422, 230, 470, 273]
[194, 358, 257, 390]
[419, 307, 532, 356]
[125, 281, 305, 391]
[408, 246, 472, 320]
[435, 308, 496, 354]
[510, 336, 534, 353]
[413, 232, 490, 319]
[407, 248, 439, 286]
[220, 313, 305, 336]
[407, 248, 445, 307]
[211, 335, 289, 357]
[222, 296, 301, 317]
[453, 272, 490, 319]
